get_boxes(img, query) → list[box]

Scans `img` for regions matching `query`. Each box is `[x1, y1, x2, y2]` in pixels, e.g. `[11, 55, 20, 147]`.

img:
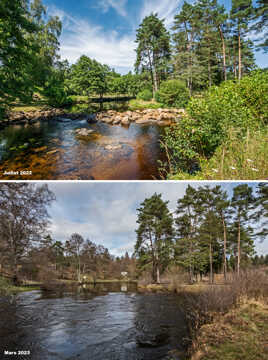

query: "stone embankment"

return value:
[95, 108, 186, 126]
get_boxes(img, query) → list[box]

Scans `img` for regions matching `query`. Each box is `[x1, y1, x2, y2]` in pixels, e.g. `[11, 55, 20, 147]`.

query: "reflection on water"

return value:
[0, 283, 188, 360]
[0, 118, 167, 180]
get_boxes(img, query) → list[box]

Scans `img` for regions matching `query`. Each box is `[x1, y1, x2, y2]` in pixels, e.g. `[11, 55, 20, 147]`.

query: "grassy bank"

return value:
[163, 71, 268, 181]
[0, 276, 40, 295]
[169, 127, 268, 180]
[191, 299, 268, 360]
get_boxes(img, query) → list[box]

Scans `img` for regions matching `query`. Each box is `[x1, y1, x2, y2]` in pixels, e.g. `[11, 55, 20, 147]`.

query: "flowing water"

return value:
[0, 283, 188, 360]
[0, 118, 167, 180]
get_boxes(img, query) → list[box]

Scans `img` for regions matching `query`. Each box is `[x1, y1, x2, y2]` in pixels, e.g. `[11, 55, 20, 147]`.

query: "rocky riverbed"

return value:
[95, 108, 186, 126]
[5, 108, 186, 126]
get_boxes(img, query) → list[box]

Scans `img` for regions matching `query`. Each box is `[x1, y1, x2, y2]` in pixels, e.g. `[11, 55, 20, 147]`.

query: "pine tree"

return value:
[254, 183, 268, 240]
[253, 0, 268, 52]
[214, 186, 230, 280]
[175, 185, 206, 282]
[231, 0, 254, 81]
[135, 193, 174, 284]
[135, 14, 171, 96]
[231, 184, 255, 275]
[172, 2, 203, 94]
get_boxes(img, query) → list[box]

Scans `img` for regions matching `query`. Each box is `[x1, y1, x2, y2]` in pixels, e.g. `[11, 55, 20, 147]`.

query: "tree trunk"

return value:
[222, 214, 227, 281]
[189, 237, 193, 283]
[153, 67, 158, 95]
[155, 250, 160, 284]
[238, 30, 241, 81]
[237, 219, 241, 276]
[218, 26, 227, 81]
[156, 265, 160, 284]
[77, 256, 81, 283]
[209, 241, 213, 284]
[147, 50, 155, 96]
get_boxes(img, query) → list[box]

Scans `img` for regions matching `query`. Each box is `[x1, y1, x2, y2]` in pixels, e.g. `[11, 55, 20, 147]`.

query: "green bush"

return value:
[157, 79, 190, 107]
[137, 89, 153, 101]
[44, 85, 73, 108]
[162, 71, 268, 173]
[0, 105, 6, 122]
[154, 90, 161, 103]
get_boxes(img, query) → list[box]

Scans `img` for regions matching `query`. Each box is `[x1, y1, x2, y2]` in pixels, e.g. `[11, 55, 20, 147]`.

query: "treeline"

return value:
[1, 0, 267, 119]
[0, 183, 135, 283]
[135, 183, 267, 284]
[24, 234, 135, 283]
[134, 0, 267, 98]
[252, 254, 268, 266]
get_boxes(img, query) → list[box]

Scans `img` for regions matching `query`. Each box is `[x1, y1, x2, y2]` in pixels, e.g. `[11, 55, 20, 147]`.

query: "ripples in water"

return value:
[0, 283, 188, 360]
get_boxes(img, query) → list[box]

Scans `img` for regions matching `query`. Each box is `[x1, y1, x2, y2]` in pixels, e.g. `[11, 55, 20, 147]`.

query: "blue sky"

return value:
[43, 0, 267, 74]
[47, 182, 267, 257]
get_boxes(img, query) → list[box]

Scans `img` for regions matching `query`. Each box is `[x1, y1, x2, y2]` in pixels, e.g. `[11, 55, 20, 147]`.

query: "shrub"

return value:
[157, 79, 190, 107]
[162, 71, 268, 174]
[0, 105, 6, 122]
[154, 90, 161, 103]
[136, 89, 153, 101]
[44, 85, 73, 108]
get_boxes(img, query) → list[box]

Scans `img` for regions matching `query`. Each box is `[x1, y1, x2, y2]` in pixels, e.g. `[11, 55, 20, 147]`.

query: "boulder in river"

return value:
[87, 113, 98, 123]
[75, 128, 95, 137]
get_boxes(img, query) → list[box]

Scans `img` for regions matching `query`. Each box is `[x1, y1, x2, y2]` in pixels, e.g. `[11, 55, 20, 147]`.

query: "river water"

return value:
[0, 118, 167, 180]
[0, 283, 188, 360]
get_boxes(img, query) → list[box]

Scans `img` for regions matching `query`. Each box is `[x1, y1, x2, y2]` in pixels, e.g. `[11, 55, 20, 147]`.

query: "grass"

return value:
[0, 276, 40, 295]
[191, 299, 268, 360]
[9, 95, 165, 115]
[129, 98, 163, 110]
[169, 127, 268, 180]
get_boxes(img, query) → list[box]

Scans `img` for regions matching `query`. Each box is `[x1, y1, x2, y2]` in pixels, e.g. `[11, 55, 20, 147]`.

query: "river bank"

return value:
[0, 277, 40, 295]
[191, 299, 268, 360]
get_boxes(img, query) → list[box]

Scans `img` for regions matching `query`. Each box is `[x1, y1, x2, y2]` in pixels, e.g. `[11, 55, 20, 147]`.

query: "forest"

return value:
[1, 1, 268, 180]
[0, 182, 267, 287]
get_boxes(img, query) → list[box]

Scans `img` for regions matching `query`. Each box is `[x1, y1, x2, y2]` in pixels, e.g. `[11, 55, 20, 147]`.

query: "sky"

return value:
[43, 0, 267, 74]
[46, 181, 267, 257]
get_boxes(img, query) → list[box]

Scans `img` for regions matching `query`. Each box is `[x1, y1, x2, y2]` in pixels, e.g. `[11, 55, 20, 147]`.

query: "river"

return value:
[0, 118, 167, 180]
[0, 283, 189, 360]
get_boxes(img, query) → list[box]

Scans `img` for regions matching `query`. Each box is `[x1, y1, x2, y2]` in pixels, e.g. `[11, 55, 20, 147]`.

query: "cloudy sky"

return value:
[46, 181, 267, 257]
[43, 0, 267, 74]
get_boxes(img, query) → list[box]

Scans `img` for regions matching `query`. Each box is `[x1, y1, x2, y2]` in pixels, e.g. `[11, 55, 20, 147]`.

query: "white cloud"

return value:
[96, 0, 128, 18]
[47, 5, 136, 73]
[140, 0, 183, 27]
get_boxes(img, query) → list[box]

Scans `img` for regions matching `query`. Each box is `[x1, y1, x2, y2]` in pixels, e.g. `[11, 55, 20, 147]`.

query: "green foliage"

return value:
[136, 89, 153, 101]
[67, 56, 109, 98]
[169, 127, 268, 180]
[135, 13, 171, 93]
[129, 99, 162, 110]
[156, 79, 190, 107]
[253, 0, 268, 52]
[135, 193, 174, 283]
[0, 0, 63, 120]
[43, 83, 72, 108]
[163, 71, 268, 173]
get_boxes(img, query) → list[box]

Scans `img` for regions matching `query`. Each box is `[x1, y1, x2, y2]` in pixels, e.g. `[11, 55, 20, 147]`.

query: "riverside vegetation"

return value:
[0, 183, 267, 359]
[1, 0, 267, 180]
